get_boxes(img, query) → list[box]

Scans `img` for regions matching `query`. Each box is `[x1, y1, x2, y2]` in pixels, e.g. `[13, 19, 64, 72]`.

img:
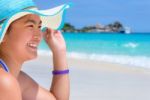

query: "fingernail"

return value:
[41, 27, 47, 32]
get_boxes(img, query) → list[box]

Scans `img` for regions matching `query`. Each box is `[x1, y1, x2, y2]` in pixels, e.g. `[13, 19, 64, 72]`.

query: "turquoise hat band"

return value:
[0, 0, 36, 22]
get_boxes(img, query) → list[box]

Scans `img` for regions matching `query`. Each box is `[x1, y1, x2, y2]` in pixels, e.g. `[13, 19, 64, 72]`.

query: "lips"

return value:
[27, 42, 38, 50]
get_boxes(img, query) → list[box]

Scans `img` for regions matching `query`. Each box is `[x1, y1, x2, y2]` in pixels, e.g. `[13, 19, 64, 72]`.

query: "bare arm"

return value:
[50, 51, 69, 100]
[43, 28, 70, 100]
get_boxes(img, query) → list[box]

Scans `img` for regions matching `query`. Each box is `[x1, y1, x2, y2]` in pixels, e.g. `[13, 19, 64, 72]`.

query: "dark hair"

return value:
[7, 26, 12, 34]
[0, 19, 11, 35]
[0, 19, 5, 26]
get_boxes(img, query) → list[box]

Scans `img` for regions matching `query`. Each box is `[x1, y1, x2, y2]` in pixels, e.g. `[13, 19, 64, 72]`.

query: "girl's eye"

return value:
[38, 26, 42, 29]
[28, 25, 34, 28]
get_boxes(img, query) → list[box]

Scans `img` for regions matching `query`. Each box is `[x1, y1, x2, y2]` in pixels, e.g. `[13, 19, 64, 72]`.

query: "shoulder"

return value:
[0, 68, 19, 89]
[0, 68, 22, 100]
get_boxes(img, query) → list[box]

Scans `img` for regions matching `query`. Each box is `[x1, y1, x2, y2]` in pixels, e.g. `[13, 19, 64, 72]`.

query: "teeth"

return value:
[27, 42, 38, 48]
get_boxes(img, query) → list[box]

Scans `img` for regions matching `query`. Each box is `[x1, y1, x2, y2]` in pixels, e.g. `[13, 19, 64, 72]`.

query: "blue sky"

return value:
[34, 0, 150, 32]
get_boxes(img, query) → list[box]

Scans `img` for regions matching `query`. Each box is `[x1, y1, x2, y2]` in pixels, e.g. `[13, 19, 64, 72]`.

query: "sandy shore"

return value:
[22, 55, 150, 100]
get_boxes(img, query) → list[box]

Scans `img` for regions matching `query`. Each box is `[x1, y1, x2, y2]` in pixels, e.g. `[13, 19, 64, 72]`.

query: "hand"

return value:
[42, 28, 66, 54]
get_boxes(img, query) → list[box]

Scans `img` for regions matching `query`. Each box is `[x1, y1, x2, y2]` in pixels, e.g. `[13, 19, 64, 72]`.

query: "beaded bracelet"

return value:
[52, 69, 69, 75]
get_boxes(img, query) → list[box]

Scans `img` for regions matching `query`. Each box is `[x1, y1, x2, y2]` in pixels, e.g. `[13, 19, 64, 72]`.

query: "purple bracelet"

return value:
[52, 69, 69, 75]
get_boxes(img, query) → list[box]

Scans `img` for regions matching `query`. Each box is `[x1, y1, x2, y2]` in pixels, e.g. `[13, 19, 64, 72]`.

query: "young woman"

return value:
[0, 0, 70, 100]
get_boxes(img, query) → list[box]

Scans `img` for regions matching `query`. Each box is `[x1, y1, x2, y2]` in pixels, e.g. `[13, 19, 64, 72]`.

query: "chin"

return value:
[25, 52, 38, 61]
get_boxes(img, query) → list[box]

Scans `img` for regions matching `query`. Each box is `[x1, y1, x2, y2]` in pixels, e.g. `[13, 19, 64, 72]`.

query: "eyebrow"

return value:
[24, 19, 42, 25]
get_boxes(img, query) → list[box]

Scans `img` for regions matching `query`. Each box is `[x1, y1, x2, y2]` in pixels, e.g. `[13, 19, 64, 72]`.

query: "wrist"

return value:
[52, 69, 69, 75]
[50, 46, 66, 53]
[52, 49, 67, 56]
[52, 51, 68, 71]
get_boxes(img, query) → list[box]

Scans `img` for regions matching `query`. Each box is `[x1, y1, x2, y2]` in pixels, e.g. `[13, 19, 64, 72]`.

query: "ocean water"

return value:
[38, 32, 150, 68]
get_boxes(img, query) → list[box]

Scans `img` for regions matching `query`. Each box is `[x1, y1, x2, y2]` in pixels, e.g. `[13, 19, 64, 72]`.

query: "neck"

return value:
[3, 57, 23, 77]
[0, 50, 23, 78]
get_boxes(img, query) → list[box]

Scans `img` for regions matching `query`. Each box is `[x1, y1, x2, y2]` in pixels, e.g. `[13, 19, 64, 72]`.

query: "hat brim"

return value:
[0, 3, 71, 43]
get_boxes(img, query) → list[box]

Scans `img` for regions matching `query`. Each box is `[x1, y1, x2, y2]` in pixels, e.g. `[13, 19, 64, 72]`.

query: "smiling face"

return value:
[2, 14, 42, 61]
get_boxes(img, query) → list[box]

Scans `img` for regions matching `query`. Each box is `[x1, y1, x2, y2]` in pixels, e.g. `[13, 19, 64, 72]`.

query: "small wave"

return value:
[38, 50, 150, 69]
[67, 52, 150, 68]
[123, 42, 139, 48]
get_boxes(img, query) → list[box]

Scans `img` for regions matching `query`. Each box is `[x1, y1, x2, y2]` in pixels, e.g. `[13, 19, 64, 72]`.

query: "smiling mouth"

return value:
[27, 42, 38, 50]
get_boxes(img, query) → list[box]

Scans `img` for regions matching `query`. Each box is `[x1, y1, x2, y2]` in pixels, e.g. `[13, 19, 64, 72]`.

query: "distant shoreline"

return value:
[62, 32, 150, 34]
[62, 21, 132, 34]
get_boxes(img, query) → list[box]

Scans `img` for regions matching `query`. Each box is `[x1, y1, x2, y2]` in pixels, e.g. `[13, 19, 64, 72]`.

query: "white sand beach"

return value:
[22, 55, 150, 100]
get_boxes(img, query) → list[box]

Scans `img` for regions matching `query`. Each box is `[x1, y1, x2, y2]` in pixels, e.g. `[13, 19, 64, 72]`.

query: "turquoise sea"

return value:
[38, 32, 150, 68]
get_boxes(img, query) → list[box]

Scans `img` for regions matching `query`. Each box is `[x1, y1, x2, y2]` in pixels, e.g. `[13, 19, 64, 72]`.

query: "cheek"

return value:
[18, 31, 33, 42]
[8, 31, 33, 49]
[9, 28, 33, 40]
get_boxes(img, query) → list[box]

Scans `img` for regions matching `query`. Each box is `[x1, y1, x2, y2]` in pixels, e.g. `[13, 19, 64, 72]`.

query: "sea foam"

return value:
[38, 50, 150, 69]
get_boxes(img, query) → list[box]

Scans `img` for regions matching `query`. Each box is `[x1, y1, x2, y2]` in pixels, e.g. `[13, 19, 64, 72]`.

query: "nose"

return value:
[32, 29, 42, 41]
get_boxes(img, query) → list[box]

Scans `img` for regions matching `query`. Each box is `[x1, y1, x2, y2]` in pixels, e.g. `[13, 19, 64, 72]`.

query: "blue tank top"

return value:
[0, 59, 9, 72]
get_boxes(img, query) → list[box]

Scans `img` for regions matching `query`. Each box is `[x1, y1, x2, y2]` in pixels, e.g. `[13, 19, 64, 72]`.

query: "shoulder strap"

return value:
[0, 59, 9, 72]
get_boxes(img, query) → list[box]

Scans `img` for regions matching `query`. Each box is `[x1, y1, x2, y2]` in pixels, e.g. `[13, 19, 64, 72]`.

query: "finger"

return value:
[42, 28, 51, 38]
[55, 30, 63, 38]
[48, 28, 57, 37]
[41, 27, 47, 38]
[53, 30, 61, 36]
